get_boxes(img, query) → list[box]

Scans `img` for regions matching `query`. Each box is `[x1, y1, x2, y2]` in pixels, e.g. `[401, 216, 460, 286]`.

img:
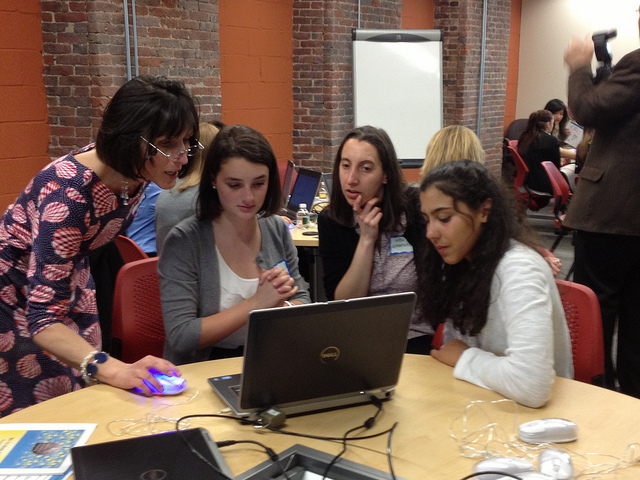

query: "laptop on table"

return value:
[208, 292, 416, 419]
[284, 167, 322, 219]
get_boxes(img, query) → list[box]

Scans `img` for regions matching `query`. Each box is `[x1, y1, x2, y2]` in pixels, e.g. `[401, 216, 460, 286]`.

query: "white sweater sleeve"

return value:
[451, 243, 567, 408]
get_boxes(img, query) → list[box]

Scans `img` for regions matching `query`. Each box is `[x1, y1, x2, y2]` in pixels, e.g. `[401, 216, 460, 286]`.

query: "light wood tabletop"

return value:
[4, 355, 640, 479]
[289, 225, 319, 247]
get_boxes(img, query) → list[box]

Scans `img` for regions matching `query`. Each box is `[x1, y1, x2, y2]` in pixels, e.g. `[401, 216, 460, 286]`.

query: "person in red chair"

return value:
[419, 160, 573, 408]
[0, 75, 198, 416]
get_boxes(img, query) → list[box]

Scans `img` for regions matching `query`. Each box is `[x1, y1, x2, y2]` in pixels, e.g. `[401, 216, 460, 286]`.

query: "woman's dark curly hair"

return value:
[417, 160, 534, 336]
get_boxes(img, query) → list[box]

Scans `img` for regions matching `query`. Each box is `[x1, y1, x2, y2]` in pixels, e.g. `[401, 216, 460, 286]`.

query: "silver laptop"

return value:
[208, 292, 416, 418]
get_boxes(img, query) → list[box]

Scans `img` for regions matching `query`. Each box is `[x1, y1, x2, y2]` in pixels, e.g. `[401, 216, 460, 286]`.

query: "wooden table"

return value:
[4, 355, 640, 479]
[289, 225, 319, 248]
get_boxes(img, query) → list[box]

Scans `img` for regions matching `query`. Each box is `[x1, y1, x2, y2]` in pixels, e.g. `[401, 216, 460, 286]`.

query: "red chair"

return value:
[432, 323, 444, 350]
[541, 161, 572, 253]
[112, 257, 165, 363]
[555, 279, 605, 385]
[507, 140, 552, 211]
[114, 235, 149, 264]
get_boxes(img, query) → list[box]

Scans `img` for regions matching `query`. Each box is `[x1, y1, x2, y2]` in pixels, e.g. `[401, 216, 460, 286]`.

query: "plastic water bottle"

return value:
[296, 203, 310, 230]
[318, 179, 328, 200]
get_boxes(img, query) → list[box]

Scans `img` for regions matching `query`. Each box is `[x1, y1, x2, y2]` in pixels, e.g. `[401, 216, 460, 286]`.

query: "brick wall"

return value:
[0, 0, 50, 211]
[292, 0, 402, 172]
[41, 0, 221, 159]
[435, 0, 511, 173]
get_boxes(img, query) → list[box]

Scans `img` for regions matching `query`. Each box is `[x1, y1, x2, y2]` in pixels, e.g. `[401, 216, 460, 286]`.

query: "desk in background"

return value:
[4, 355, 640, 479]
[290, 226, 325, 302]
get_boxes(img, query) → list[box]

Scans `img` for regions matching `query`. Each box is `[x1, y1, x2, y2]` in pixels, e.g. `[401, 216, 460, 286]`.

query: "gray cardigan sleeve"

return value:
[158, 216, 217, 365]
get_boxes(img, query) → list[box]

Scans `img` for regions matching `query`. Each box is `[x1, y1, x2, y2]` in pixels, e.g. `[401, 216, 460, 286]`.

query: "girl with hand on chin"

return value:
[419, 160, 573, 408]
[159, 125, 310, 365]
[0, 75, 198, 416]
[318, 126, 433, 353]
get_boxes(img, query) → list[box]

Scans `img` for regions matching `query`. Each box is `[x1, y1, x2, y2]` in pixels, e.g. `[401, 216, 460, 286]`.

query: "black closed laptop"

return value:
[71, 428, 232, 480]
[209, 292, 416, 418]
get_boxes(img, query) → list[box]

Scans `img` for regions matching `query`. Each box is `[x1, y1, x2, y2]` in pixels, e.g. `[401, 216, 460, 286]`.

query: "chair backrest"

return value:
[555, 279, 605, 385]
[112, 257, 164, 363]
[505, 118, 528, 141]
[541, 161, 571, 217]
[507, 140, 550, 211]
[507, 139, 529, 191]
[114, 235, 149, 264]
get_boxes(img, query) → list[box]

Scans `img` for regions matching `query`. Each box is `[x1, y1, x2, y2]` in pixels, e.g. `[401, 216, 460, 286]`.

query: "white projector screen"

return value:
[352, 29, 443, 167]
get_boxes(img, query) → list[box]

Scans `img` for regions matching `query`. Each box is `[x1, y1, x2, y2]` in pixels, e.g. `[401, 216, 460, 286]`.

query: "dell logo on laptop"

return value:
[320, 346, 340, 363]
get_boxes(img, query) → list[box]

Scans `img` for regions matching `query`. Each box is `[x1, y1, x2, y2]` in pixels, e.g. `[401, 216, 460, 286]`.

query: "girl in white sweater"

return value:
[419, 160, 573, 408]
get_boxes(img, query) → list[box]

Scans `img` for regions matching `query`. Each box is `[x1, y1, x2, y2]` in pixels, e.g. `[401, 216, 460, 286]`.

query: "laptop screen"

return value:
[281, 160, 295, 206]
[288, 168, 322, 213]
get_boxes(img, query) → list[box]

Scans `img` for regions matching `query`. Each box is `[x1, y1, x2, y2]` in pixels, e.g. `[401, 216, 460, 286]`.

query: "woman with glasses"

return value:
[0, 75, 199, 416]
[159, 125, 310, 365]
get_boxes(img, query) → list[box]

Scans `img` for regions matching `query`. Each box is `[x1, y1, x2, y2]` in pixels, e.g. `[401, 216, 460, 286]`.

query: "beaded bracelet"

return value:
[80, 350, 108, 385]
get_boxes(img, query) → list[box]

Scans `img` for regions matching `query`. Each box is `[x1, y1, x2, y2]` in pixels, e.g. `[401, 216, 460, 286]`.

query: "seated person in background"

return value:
[518, 110, 569, 193]
[318, 126, 433, 353]
[544, 99, 578, 186]
[159, 125, 311, 364]
[155, 122, 219, 256]
[126, 182, 162, 256]
[419, 160, 574, 408]
[420, 125, 485, 177]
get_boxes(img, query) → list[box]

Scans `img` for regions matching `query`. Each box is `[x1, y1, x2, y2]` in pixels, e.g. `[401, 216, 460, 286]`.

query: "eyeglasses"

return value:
[141, 136, 204, 159]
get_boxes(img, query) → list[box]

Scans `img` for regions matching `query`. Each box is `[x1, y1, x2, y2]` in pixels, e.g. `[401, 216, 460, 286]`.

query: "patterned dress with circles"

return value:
[0, 145, 145, 416]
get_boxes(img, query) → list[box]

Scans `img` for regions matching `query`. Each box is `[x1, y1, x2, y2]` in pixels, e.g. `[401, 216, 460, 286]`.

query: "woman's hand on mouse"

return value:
[354, 195, 382, 243]
[96, 355, 181, 396]
[430, 339, 470, 367]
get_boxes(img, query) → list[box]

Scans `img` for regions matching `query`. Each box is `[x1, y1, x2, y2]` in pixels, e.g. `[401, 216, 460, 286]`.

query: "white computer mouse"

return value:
[472, 456, 535, 480]
[134, 373, 187, 396]
[538, 448, 574, 479]
[518, 418, 578, 444]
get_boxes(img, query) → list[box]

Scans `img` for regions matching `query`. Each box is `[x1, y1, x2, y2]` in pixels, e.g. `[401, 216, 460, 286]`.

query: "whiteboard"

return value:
[353, 29, 443, 166]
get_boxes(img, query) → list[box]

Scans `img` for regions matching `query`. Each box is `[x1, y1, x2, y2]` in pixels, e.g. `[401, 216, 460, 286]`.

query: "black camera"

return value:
[592, 29, 617, 83]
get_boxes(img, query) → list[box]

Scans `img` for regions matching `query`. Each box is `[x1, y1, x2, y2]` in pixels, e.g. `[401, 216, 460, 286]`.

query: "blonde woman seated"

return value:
[155, 122, 219, 256]
[419, 125, 485, 177]
[159, 125, 311, 364]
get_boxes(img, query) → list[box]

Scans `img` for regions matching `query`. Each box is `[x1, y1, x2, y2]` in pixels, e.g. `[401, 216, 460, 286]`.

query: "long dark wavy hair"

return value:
[518, 110, 553, 157]
[544, 99, 569, 142]
[197, 125, 281, 221]
[327, 126, 409, 232]
[417, 160, 536, 336]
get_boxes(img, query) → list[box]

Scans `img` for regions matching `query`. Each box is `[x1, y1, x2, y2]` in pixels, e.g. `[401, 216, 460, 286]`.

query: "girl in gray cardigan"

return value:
[159, 126, 310, 365]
